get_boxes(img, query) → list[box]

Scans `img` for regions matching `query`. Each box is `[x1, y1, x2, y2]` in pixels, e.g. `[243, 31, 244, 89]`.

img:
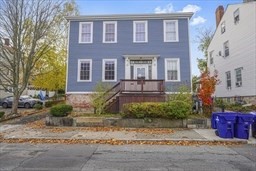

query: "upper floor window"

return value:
[103, 21, 117, 43]
[102, 59, 117, 82]
[77, 59, 92, 82]
[234, 9, 239, 24]
[164, 20, 179, 42]
[221, 21, 225, 34]
[165, 58, 180, 82]
[79, 22, 93, 43]
[209, 51, 214, 64]
[133, 21, 148, 43]
[235, 67, 243, 87]
[224, 41, 229, 57]
[226, 71, 231, 89]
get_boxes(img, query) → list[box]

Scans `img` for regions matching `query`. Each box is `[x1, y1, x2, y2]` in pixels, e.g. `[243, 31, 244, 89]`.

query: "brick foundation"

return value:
[66, 94, 94, 113]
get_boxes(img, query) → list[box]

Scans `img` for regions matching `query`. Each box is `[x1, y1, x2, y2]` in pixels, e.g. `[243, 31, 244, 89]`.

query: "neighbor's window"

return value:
[133, 21, 148, 43]
[226, 71, 231, 89]
[235, 67, 242, 87]
[164, 20, 179, 42]
[221, 21, 225, 34]
[165, 58, 180, 81]
[79, 22, 93, 43]
[103, 59, 117, 81]
[103, 21, 117, 43]
[234, 8, 240, 24]
[209, 51, 214, 64]
[77, 59, 92, 82]
[224, 41, 229, 57]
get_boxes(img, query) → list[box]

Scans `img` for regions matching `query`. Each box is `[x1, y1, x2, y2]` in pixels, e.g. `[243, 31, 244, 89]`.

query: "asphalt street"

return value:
[0, 143, 255, 171]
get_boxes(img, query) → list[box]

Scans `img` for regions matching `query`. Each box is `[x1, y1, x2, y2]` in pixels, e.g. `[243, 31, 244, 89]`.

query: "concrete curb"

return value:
[0, 137, 248, 146]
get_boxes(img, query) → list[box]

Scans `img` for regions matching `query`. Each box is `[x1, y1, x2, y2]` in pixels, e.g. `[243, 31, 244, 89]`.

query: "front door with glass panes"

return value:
[134, 64, 149, 80]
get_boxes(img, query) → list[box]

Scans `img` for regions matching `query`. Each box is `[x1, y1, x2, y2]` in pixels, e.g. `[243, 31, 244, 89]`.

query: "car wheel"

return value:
[24, 103, 31, 109]
[2, 102, 8, 108]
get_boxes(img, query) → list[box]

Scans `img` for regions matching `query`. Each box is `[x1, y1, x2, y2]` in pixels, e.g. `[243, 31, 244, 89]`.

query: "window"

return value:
[164, 20, 179, 42]
[235, 67, 243, 87]
[102, 59, 117, 81]
[209, 51, 214, 64]
[165, 58, 180, 81]
[234, 9, 239, 24]
[221, 21, 225, 34]
[224, 41, 229, 57]
[133, 21, 148, 43]
[77, 59, 92, 82]
[103, 21, 117, 43]
[79, 22, 93, 43]
[226, 71, 231, 89]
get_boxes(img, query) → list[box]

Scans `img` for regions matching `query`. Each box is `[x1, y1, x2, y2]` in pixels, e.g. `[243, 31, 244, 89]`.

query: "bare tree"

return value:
[0, 0, 63, 114]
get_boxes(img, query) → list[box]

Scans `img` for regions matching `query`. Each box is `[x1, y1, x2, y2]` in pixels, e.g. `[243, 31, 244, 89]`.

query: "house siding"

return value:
[67, 17, 191, 92]
[207, 2, 256, 102]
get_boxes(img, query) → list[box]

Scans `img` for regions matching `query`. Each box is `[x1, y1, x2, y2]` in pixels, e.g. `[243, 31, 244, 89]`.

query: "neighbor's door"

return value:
[134, 64, 149, 80]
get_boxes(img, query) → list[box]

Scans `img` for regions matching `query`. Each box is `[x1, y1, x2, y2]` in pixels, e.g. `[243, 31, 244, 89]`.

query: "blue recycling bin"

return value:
[252, 113, 256, 138]
[234, 114, 254, 139]
[212, 112, 236, 129]
[216, 113, 237, 138]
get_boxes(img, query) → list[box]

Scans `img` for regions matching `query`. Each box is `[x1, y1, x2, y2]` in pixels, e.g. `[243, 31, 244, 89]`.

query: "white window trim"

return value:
[102, 59, 117, 82]
[103, 21, 117, 43]
[224, 41, 229, 57]
[133, 21, 148, 43]
[79, 22, 93, 44]
[77, 59, 92, 82]
[163, 20, 179, 42]
[165, 58, 180, 82]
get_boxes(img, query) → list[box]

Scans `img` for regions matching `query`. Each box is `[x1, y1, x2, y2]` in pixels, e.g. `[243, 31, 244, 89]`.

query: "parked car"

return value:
[0, 95, 43, 109]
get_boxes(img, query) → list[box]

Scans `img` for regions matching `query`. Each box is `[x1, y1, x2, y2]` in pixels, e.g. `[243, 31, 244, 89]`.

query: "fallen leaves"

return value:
[25, 120, 46, 129]
[0, 137, 246, 146]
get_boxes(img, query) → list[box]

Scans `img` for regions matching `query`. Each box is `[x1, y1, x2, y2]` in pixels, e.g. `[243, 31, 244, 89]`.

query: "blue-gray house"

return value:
[65, 13, 193, 112]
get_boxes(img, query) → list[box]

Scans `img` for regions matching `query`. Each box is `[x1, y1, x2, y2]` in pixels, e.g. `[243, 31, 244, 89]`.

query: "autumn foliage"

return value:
[198, 70, 219, 115]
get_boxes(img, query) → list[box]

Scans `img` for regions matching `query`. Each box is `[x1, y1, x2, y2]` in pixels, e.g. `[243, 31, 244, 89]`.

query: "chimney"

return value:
[215, 5, 224, 28]
[4, 38, 10, 46]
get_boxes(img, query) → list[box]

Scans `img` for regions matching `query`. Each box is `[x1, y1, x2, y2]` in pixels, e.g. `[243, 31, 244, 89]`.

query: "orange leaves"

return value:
[0, 137, 245, 146]
[198, 70, 219, 106]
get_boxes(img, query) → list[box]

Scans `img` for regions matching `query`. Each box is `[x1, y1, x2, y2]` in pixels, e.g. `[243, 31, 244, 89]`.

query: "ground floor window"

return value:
[235, 67, 242, 87]
[226, 71, 231, 89]
[77, 59, 92, 82]
[165, 58, 180, 81]
[102, 59, 117, 82]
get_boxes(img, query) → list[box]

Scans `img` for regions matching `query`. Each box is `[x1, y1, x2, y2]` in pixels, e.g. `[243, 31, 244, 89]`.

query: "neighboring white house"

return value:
[207, 1, 256, 104]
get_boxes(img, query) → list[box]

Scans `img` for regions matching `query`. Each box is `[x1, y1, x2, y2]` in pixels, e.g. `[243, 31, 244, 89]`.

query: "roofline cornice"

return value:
[65, 13, 194, 21]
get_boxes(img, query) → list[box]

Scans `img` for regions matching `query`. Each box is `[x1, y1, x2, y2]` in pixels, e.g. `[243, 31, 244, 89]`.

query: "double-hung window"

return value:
[103, 21, 117, 43]
[234, 9, 239, 24]
[235, 68, 242, 87]
[209, 51, 214, 65]
[133, 21, 148, 43]
[164, 20, 179, 42]
[77, 59, 92, 82]
[224, 41, 229, 57]
[165, 58, 180, 82]
[102, 59, 117, 82]
[226, 71, 231, 89]
[79, 22, 93, 43]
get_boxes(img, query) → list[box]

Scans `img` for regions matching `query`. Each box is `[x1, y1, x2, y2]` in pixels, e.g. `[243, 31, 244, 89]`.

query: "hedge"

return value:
[50, 104, 73, 117]
[45, 100, 65, 108]
[122, 101, 191, 119]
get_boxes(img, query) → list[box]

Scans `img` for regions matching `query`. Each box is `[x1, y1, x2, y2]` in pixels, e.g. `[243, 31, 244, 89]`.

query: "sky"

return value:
[75, 0, 242, 76]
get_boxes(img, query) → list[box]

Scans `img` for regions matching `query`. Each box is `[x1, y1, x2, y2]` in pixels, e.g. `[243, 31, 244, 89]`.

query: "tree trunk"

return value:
[12, 95, 19, 115]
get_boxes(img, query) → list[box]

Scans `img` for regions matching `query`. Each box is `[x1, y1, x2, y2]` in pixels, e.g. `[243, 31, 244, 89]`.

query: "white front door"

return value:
[134, 64, 149, 79]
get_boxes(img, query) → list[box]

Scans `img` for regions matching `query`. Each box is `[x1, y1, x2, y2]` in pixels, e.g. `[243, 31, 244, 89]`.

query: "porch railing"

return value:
[120, 79, 165, 93]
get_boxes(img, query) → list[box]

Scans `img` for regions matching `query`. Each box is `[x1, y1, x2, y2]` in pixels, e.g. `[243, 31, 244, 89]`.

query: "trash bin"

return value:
[252, 113, 256, 138]
[216, 113, 237, 138]
[234, 114, 254, 139]
[211, 112, 219, 129]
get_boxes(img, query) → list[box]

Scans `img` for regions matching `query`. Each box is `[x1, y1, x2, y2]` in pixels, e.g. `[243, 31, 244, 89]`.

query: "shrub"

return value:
[45, 100, 65, 108]
[34, 104, 43, 110]
[0, 111, 5, 118]
[122, 101, 191, 119]
[50, 104, 73, 117]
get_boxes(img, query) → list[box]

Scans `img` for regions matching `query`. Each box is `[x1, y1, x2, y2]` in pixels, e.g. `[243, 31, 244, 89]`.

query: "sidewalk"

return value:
[1, 120, 255, 145]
